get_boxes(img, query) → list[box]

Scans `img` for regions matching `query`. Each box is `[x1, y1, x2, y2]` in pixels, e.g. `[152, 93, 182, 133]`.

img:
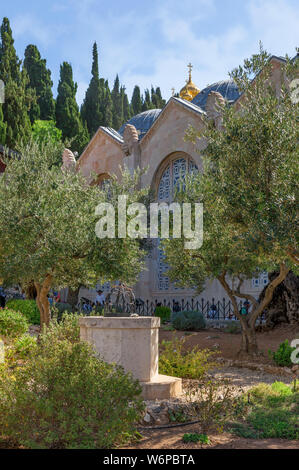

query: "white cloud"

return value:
[11, 14, 56, 47]
[247, 0, 299, 56]
[11, 0, 297, 107]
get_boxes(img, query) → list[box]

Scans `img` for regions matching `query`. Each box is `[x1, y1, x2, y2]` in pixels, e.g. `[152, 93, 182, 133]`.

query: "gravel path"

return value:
[210, 366, 293, 393]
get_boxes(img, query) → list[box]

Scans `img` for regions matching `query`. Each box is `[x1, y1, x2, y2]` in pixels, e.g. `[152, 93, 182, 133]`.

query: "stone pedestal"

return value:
[79, 316, 182, 400]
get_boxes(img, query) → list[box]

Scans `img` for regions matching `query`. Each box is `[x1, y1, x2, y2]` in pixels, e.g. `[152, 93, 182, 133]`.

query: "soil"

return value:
[125, 423, 299, 449]
[123, 324, 299, 450]
[159, 323, 299, 363]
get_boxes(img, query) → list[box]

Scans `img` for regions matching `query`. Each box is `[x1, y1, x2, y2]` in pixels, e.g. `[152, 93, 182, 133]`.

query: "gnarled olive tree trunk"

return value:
[23, 281, 37, 300]
[258, 271, 299, 328]
[34, 274, 53, 328]
[218, 263, 289, 357]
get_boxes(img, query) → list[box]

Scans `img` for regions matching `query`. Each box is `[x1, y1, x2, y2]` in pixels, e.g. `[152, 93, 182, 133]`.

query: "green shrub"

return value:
[159, 337, 217, 379]
[0, 320, 144, 449]
[269, 340, 296, 367]
[182, 433, 210, 444]
[154, 306, 171, 323]
[12, 334, 37, 359]
[6, 299, 40, 325]
[41, 313, 80, 345]
[171, 311, 206, 331]
[185, 376, 236, 433]
[52, 302, 73, 317]
[0, 309, 29, 338]
[232, 382, 299, 440]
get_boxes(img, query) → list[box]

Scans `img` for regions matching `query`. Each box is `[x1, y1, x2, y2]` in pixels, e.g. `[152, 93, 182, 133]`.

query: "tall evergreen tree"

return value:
[151, 86, 165, 108]
[0, 104, 6, 145]
[23, 44, 55, 123]
[81, 42, 103, 136]
[55, 61, 89, 153]
[131, 85, 142, 115]
[0, 17, 32, 148]
[122, 86, 131, 122]
[111, 74, 123, 129]
[102, 79, 113, 127]
[142, 88, 153, 111]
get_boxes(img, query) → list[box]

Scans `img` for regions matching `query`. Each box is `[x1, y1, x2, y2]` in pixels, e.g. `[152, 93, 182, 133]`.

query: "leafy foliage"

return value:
[186, 376, 236, 433]
[159, 337, 217, 379]
[154, 305, 171, 323]
[0, 17, 32, 147]
[6, 299, 40, 325]
[7, 333, 37, 361]
[0, 308, 29, 338]
[0, 137, 148, 326]
[171, 311, 206, 331]
[164, 45, 299, 355]
[182, 433, 210, 444]
[0, 316, 144, 449]
[23, 44, 55, 122]
[232, 382, 299, 440]
[55, 62, 89, 153]
[40, 313, 81, 345]
[268, 340, 296, 367]
[32, 120, 62, 145]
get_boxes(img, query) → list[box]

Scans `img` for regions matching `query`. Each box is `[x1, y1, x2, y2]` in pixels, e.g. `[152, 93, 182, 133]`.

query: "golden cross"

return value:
[188, 62, 193, 79]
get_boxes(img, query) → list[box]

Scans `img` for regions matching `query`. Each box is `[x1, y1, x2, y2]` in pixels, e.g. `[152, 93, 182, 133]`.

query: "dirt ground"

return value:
[159, 323, 299, 363]
[126, 423, 299, 449]
[123, 324, 299, 450]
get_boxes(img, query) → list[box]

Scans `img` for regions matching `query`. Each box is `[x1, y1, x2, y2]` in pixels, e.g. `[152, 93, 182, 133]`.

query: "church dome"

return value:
[179, 63, 200, 102]
[192, 79, 240, 110]
[118, 109, 161, 140]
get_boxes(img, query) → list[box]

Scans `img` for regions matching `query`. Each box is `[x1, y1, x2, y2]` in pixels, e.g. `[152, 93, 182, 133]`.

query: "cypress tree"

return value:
[23, 44, 55, 122]
[142, 88, 153, 111]
[0, 104, 6, 145]
[122, 87, 131, 122]
[0, 17, 32, 148]
[55, 61, 89, 153]
[102, 79, 113, 127]
[111, 74, 123, 130]
[131, 85, 142, 115]
[81, 42, 103, 136]
[151, 86, 165, 108]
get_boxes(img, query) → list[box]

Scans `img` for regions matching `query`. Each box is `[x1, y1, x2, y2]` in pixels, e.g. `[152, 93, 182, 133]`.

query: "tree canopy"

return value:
[0, 139, 148, 327]
[164, 47, 299, 355]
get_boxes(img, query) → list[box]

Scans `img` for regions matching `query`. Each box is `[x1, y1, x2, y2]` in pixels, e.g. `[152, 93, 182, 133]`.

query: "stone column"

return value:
[79, 316, 182, 400]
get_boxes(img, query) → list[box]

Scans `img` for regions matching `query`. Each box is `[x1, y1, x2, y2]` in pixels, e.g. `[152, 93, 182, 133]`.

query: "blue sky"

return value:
[2, 0, 298, 105]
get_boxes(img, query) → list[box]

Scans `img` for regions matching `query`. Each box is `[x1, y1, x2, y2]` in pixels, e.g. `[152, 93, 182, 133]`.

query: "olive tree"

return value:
[164, 47, 298, 355]
[0, 138, 148, 327]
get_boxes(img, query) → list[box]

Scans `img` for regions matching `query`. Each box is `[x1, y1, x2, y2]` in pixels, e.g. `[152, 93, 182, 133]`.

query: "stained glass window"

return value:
[156, 156, 198, 291]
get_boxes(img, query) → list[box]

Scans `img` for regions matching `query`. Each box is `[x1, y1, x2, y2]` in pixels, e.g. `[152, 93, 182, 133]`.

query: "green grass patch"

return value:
[230, 382, 299, 440]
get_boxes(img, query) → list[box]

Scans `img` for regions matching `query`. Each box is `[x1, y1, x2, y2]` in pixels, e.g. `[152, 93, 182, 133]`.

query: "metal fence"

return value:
[108, 297, 264, 321]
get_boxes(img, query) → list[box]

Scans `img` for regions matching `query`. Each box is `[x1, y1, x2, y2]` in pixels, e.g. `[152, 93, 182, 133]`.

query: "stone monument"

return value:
[79, 315, 182, 400]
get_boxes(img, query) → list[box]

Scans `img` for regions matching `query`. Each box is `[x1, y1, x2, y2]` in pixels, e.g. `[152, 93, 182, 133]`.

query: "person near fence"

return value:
[172, 301, 181, 313]
[208, 303, 218, 319]
[95, 289, 105, 306]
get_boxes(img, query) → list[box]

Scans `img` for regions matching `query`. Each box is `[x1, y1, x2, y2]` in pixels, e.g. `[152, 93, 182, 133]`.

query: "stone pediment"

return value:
[140, 97, 205, 148]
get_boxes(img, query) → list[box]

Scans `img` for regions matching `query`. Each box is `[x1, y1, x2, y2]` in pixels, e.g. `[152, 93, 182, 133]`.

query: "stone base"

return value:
[140, 374, 182, 400]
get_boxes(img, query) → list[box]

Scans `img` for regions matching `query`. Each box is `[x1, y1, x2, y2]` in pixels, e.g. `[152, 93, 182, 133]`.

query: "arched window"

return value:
[158, 156, 198, 202]
[156, 154, 198, 291]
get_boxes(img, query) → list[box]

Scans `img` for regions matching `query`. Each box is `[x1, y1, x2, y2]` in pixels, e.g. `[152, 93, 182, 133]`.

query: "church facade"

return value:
[76, 56, 289, 305]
